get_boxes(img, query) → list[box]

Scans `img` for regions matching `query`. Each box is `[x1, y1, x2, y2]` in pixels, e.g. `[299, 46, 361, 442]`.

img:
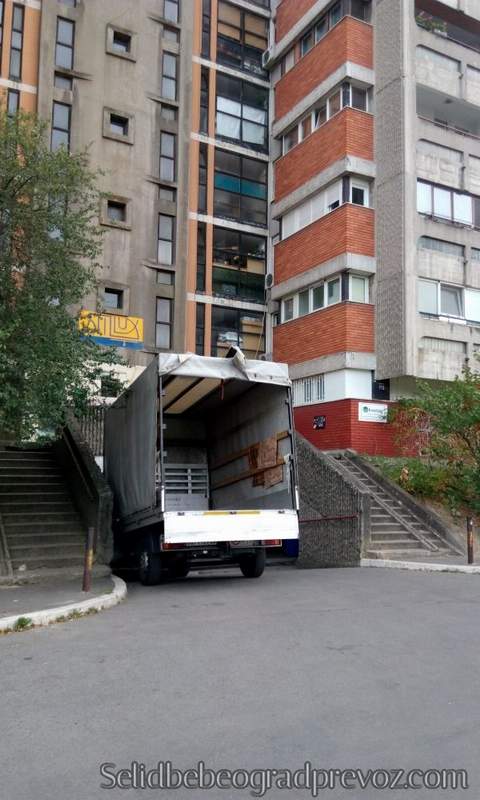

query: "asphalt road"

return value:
[2, 565, 480, 800]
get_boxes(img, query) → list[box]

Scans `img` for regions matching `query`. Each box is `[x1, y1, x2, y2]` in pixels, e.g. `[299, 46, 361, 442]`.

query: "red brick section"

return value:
[276, 0, 318, 42]
[294, 399, 397, 456]
[274, 205, 374, 285]
[275, 110, 373, 202]
[275, 18, 373, 121]
[273, 303, 374, 364]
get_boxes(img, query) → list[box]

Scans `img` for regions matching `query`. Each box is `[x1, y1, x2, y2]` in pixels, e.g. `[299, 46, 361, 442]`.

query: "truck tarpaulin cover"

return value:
[104, 358, 157, 519]
[158, 349, 291, 387]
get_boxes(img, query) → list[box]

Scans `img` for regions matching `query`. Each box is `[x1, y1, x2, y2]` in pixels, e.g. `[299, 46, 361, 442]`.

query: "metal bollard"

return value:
[467, 517, 474, 566]
[82, 526, 95, 592]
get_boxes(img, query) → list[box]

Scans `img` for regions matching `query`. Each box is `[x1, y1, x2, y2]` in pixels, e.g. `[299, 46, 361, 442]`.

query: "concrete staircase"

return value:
[330, 453, 461, 560]
[0, 448, 86, 573]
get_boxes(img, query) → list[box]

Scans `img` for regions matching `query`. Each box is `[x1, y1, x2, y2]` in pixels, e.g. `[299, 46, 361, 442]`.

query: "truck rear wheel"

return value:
[239, 549, 265, 579]
[138, 551, 163, 586]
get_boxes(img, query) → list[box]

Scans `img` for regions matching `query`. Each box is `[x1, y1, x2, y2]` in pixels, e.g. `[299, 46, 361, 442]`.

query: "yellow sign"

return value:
[79, 310, 144, 350]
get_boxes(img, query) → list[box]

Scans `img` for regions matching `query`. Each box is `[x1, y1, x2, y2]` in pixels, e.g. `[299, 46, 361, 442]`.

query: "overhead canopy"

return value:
[159, 349, 291, 416]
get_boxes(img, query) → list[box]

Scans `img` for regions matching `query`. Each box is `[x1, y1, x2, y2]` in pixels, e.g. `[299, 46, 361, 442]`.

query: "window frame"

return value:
[51, 101, 71, 151]
[9, 3, 24, 80]
[161, 51, 178, 101]
[215, 73, 269, 152]
[160, 131, 176, 183]
[55, 16, 75, 71]
[216, 0, 268, 78]
[7, 89, 20, 115]
[158, 213, 175, 265]
[155, 297, 173, 350]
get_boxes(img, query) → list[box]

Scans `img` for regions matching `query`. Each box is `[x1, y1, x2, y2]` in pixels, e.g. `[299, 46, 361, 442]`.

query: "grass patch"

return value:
[13, 616, 33, 631]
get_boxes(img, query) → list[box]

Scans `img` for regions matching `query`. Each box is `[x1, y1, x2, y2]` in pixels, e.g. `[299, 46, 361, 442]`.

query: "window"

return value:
[160, 104, 177, 121]
[281, 181, 342, 240]
[198, 143, 208, 213]
[158, 214, 175, 264]
[418, 237, 464, 258]
[200, 67, 209, 134]
[197, 222, 206, 292]
[281, 275, 345, 321]
[163, 26, 179, 42]
[58, 0, 76, 5]
[106, 200, 127, 223]
[350, 275, 369, 303]
[156, 298, 172, 349]
[417, 180, 474, 226]
[213, 228, 266, 303]
[441, 284, 463, 317]
[161, 52, 177, 100]
[51, 102, 71, 150]
[54, 72, 73, 90]
[293, 375, 324, 407]
[217, 1, 268, 77]
[156, 270, 174, 285]
[7, 90, 19, 115]
[109, 113, 129, 137]
[160, 132, 176, 182]
[104, 288, 124, 310]
[216, 73, 268, 151]
[328, 90, 341, 116]
[112, 30, 131, 53]
[163, 0, 179, 23]
[296, 2, 371, 68]
[351, 0, 371, 20]
[159, 185, 176, 202]
[0, 1, 4, 69]
[211, 307, 264, 358]
[283, 126, 298, 154]
[196, 303, 205, 355]
[202, 0, 211, 58]
[471, 248, 480, 261]
[301, 29, 314, 56]
[350, 181, 369, 206]
[55, 17, 74, 70]
[330, 1, 342, 25]
[418, 280, 438, 315]
[214, 149, 267, 226]
[9, 4, 24, 80]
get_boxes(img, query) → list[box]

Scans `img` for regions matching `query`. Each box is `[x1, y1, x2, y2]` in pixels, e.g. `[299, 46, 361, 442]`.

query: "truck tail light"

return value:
[161, 542, 186, 551]
[262, 539, 281, 547]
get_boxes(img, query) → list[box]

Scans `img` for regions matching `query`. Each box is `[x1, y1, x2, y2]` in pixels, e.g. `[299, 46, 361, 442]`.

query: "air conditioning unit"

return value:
[265, 273, 274, 290]
[262, 49, 271, 69]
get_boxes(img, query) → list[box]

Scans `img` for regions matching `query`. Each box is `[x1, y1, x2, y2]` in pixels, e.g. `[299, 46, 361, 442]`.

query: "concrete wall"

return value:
[296, 434, 368, 567]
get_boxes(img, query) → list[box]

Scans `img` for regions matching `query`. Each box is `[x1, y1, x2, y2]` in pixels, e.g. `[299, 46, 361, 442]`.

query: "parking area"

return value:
[2, 564, 479, 799]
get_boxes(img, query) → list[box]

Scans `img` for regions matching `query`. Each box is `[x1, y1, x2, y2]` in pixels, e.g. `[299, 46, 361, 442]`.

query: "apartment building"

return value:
[12, 0, 269, 379]
[265, 0, 480, 455]
[0, 0, 41, 113]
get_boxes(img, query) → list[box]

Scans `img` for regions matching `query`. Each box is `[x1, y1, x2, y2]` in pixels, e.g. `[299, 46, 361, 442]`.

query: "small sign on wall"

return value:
[358, 402, 388, 423]
[313, 415, 326, 430]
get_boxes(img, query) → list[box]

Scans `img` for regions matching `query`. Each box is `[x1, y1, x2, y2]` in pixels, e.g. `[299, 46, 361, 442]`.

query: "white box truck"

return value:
[105, 349, 299, 584]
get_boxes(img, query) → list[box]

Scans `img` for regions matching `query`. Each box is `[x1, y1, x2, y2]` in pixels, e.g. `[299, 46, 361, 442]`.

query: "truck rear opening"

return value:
[105, 349, 299, 584]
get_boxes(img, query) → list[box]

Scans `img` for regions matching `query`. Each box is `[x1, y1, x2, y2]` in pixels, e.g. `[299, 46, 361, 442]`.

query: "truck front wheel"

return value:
[138, 551, 164, 586]
[239, 549, 265, 579]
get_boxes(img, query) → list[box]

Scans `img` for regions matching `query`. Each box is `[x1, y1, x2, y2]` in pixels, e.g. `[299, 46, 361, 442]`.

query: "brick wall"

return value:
[276, 0, 318, 42]
[294, 399, 397, 457]
[275, 110, 374, 202]
[274, 205, 374, 285]
[273, 303, 375, 363]
[275, 18, 373, 121]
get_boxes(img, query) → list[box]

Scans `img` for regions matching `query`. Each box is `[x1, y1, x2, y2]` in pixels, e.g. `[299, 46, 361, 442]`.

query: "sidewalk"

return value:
[0, 572, 126, 632]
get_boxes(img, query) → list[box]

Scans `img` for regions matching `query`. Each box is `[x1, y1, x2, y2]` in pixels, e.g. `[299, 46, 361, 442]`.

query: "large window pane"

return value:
[433, 187, 452, 219]
[441, 284, 463, 316]
[418, 280, 438, 314]
[417, 181, 432, 214]
[465, 289, 480, 322]
[453, 193, 473, 225]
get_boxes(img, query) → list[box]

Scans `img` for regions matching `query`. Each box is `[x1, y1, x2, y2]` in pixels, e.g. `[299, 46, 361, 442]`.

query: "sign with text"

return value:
[358, 402, 388, 423]
[79, 310, 144, 350]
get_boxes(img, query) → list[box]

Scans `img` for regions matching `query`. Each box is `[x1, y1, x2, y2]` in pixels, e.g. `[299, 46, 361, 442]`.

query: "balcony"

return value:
[417, 84, 480, 139]
[417, 248, 465, 285]
[415, 0, 480, 55]
[416, 140, 462, 190]
[416, 46, 461, 98]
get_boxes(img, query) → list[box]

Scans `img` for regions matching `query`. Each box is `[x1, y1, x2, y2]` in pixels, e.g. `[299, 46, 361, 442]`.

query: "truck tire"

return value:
[138, 551, 164, 586]
[239, 549, 265, 578]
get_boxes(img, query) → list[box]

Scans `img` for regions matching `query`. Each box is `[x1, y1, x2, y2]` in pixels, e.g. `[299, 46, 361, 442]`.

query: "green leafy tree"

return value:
[390, 365, 480, 521]
[0, 111, 120, 440]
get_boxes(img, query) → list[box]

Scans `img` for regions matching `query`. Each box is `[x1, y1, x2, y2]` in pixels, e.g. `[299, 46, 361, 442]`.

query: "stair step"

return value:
[3, 511, 83, 535]
[11, 555, 85, 569]
[0, 476, 66, 485]
[0, 491, 70, 500]
[0, 452, 53, 461]
[7, 533, 84, 547]
[10, 542, 85, 557]
[366, 548, 433, 559]
[5, 520, 84, 532]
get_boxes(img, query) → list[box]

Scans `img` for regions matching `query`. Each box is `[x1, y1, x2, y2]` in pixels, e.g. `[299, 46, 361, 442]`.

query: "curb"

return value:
[361, 558, 480, 574]
[0, 575, 127, 633]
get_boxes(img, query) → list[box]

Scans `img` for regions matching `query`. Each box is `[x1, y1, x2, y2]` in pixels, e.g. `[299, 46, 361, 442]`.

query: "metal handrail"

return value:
[0, 510, 13, 578]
